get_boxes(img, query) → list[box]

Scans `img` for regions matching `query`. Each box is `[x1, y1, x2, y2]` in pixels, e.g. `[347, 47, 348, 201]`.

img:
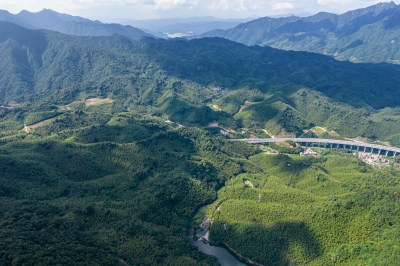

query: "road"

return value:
[232, 138, 400, 157]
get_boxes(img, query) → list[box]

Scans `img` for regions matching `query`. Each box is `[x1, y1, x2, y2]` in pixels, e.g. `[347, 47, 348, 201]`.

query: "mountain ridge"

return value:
[1, 21, 400, 145]
[0, 8, 152, 39]
[199, 1, 400, 63]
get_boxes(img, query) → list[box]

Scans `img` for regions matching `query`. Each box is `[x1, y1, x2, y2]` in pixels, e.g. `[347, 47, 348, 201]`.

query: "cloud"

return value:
[0, 0, 398, 18]
[208, 0, 261, 11]
[317, 0, 372, 4]
[315, 0, 389, 13]
[273, 2, 294, 10]
[149, 0, 199, 10]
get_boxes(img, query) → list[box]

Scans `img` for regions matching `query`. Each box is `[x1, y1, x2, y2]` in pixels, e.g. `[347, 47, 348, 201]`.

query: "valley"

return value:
[1, 4, 400, 265]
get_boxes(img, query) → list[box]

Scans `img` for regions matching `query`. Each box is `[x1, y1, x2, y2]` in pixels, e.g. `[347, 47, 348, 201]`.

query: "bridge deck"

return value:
[232, 138, 400, 155]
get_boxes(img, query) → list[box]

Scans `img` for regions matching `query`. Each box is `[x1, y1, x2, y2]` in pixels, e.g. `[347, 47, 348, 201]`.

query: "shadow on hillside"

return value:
[265, 154, 328, 186]
[211, 221, 321, 265]
[262, 154, 321, 173]
[143, 37, 400, 110]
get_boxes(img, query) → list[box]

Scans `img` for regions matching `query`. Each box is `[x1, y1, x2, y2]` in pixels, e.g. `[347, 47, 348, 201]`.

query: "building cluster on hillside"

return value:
[354, 152, 389, 169]
[220, 129, 229, 136]
[213, 86, 231, 96]
[196, 218, 213, 240]
[300, 148, 319, 156]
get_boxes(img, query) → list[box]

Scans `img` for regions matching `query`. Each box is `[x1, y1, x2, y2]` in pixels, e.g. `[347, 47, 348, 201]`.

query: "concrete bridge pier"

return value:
[378, 149, 381, 155]
[370, 148, 374, 154]
[394, 152, 397, 158]
[357, 146, 360, 151]
[386, 150, 389, 156]
[364, 147, 367, 152]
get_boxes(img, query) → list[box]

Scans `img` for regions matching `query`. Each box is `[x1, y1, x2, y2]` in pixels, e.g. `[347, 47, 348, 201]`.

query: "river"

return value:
[192, 240, 247, 266]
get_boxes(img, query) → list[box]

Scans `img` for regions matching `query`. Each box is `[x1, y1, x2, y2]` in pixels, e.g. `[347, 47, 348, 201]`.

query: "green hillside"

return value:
[0, 111, 261, 265]
[1, 21, 400, 145]
[1, 20, 400, 265]
[205, 153, 400, 265]
[2, 92, 400, 265]
[200, 2, 400, 64]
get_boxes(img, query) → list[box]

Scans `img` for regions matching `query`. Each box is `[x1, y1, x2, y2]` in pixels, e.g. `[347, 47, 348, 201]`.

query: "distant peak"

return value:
[18, 10, 30, 15]
[38, 8, 58, 14]
[374, 1, 397, 8]
[16, 8, 59, 16]
[368, 1, 398, 13]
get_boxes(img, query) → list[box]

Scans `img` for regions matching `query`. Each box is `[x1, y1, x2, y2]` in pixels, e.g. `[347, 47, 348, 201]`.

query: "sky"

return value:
[0, 0, 399, 20]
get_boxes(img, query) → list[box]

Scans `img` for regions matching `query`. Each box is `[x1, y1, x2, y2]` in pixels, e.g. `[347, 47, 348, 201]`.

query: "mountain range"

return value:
[0, 8, 151, 39]
[1, 21, 400, 146]
[0, 9, 251, 39]
[3, 3, 400, 65]
[200, 1, 400, 63]
[2, 5, 400, 266]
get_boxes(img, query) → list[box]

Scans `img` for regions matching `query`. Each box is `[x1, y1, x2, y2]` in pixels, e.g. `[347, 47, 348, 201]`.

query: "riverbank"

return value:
[190, 227, 247, 266]
[222, 242, 265, 266]
[190, 216, 264, 266]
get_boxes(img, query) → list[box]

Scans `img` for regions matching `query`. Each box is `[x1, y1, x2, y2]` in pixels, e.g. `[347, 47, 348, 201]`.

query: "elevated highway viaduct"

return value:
[232, 138, 400, 157]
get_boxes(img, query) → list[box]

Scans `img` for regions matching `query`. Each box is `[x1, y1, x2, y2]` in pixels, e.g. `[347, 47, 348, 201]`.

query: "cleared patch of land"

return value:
[24, 117, 58, 133]
[210, 104, 222, 111]
[310, 126, 339, 137]
[238, 101, 258, 113]
[262, 129, 274, 138]
[276, 141, 291, 148]
[376, 140, 392, 147]
[85, 98, 113, 107]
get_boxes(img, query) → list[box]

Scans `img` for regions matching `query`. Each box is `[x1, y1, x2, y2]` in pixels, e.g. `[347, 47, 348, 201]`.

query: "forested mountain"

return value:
[0, 112, 260, 265]
[1, 15, 400, 266]
[1, 21, 400, 145]
[0, 8, 151, 39]
[205, 152, 400, 265]
[200, 1, 400, 63]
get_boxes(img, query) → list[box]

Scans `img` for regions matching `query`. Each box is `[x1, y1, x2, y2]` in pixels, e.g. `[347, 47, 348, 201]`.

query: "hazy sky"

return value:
[0, 0, 398, 20]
